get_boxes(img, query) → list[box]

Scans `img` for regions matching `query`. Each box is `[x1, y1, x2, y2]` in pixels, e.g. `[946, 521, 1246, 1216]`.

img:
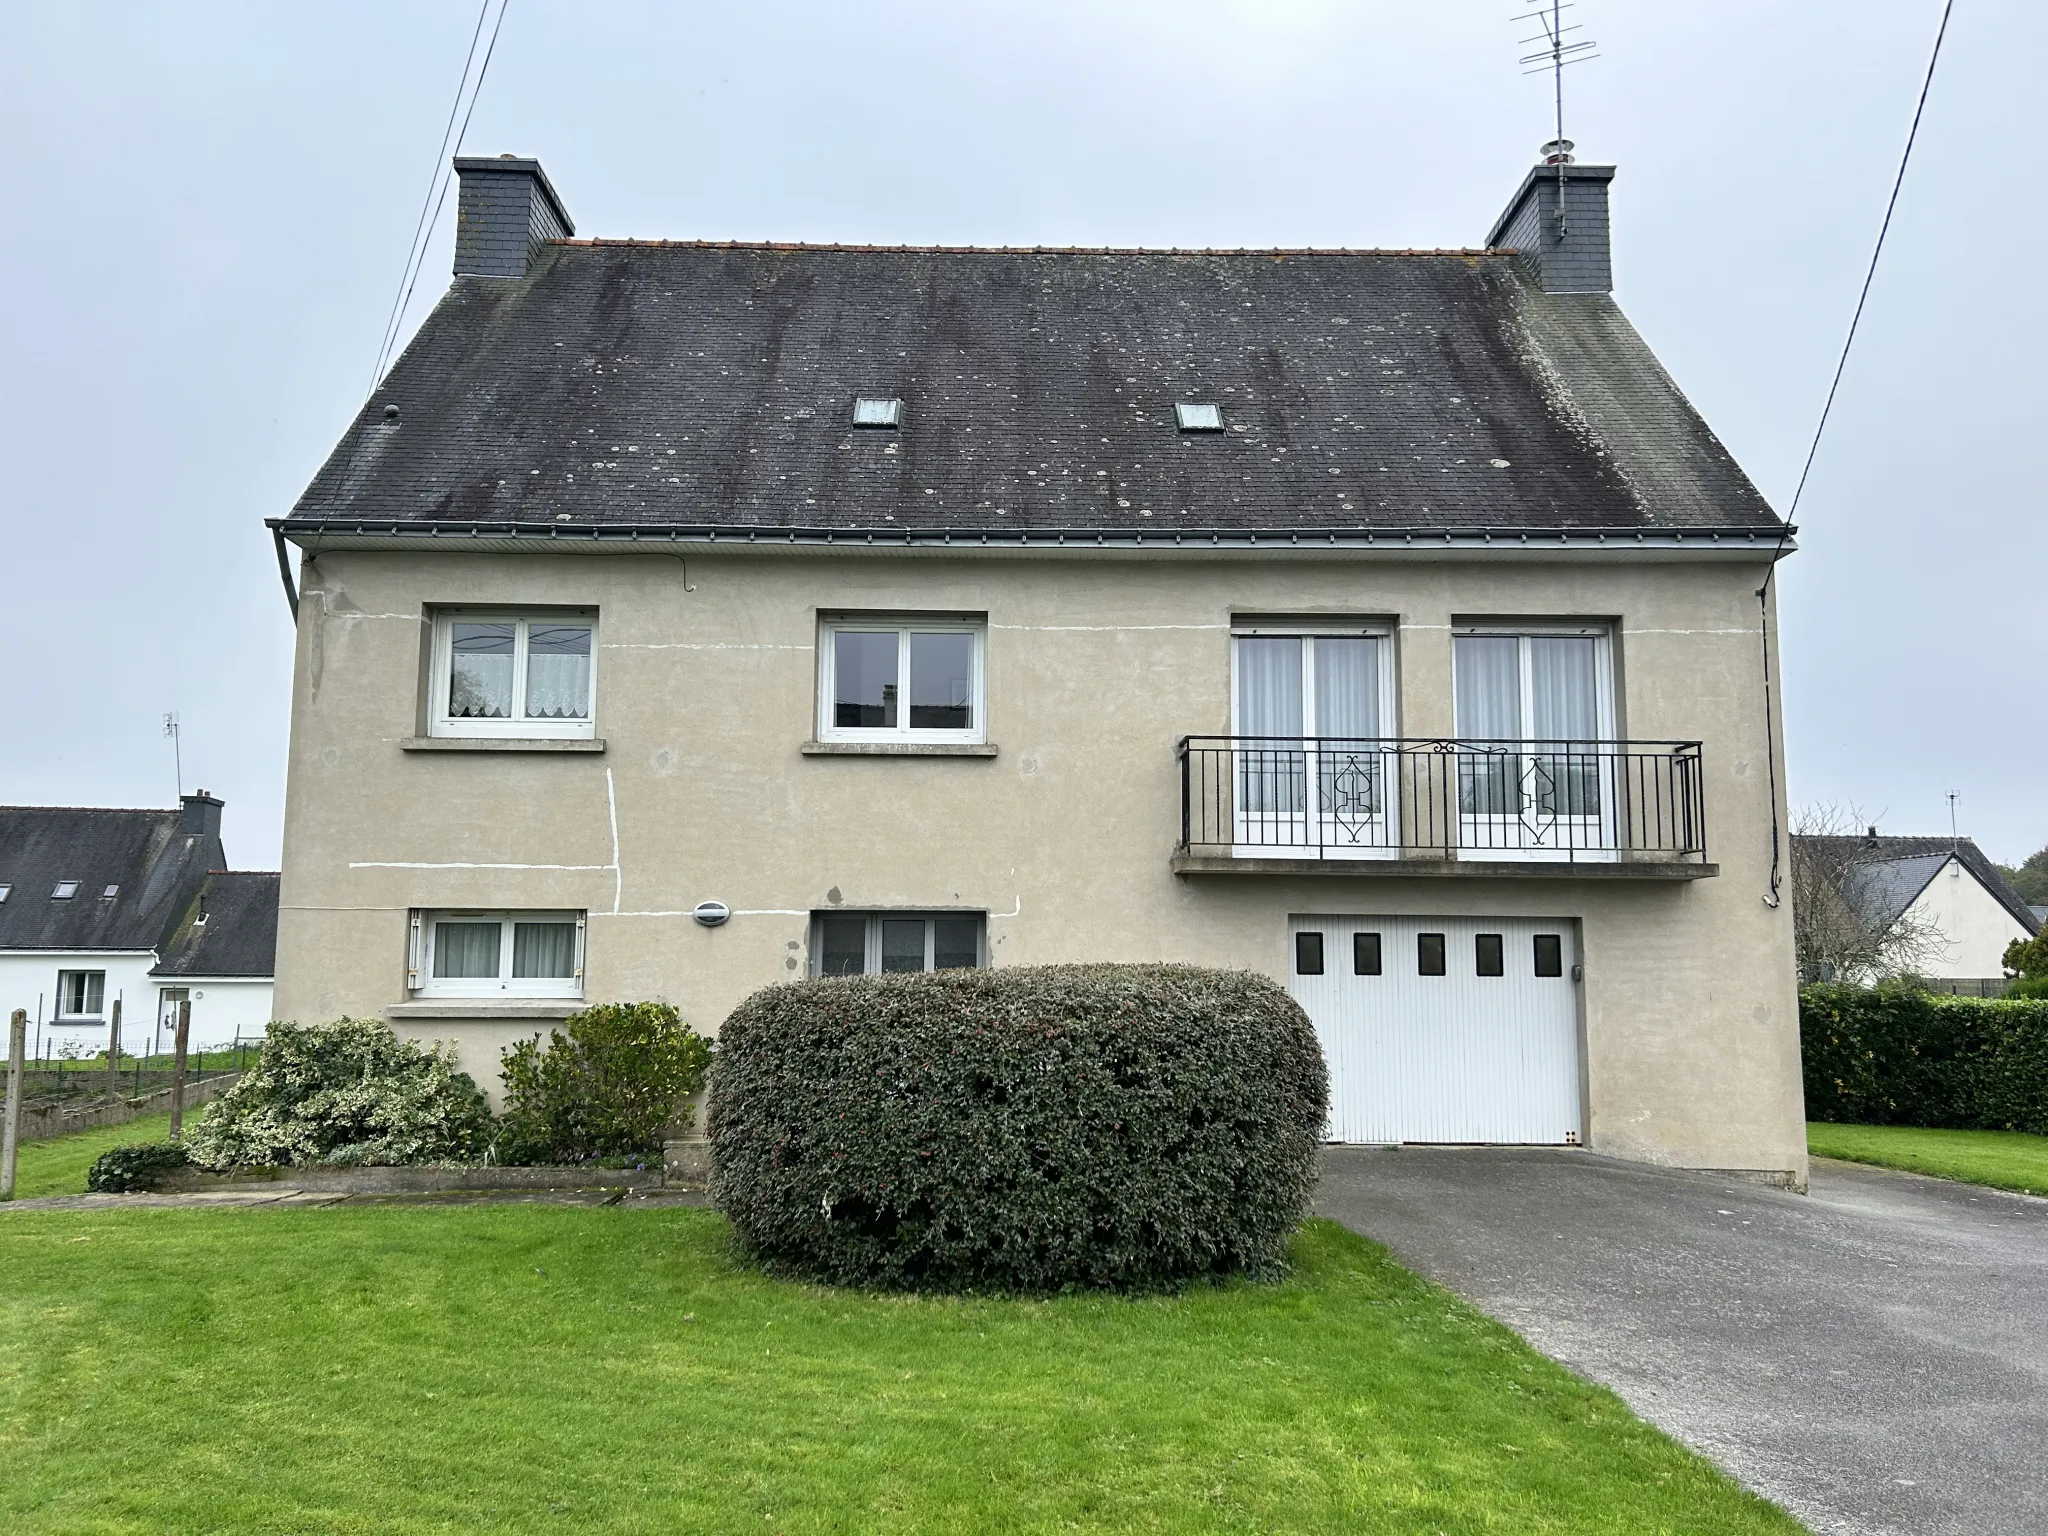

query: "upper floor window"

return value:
[818, 615, 985, 744]
[409, 909, 585, 998]
[430, 611, 596, 739]
[1452, 626, 1613, 745]
[56, 969, 106, 1020]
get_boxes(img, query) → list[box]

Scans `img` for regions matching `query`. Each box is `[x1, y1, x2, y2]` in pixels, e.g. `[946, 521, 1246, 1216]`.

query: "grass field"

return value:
[0, 1205, 1800, 1534]
[6, 1112, 175, 1201]
[1808, 1122, 2048, 1196]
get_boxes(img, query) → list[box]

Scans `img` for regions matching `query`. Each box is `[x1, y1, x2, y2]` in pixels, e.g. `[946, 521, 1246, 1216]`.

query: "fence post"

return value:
[2, 1009, 26, 1199]
[168, 999, 191, 1142]
[106, 996, 123, 1103]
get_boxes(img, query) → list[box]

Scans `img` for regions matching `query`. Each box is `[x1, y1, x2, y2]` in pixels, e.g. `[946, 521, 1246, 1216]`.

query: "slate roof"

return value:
[280, 242, 1782, 545]
[0, 808, 223, 952]
[151, 872, 279, 980]
[1795, 835, 2042, 937]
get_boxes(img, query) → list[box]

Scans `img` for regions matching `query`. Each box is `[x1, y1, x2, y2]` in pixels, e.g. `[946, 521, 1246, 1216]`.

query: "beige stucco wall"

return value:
[275, 547, 1805, 1183]
[1903, 859, 2033, 979]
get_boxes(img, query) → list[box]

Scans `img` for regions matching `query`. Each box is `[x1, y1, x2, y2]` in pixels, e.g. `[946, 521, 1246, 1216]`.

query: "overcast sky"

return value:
[2, 1, 2037, 869]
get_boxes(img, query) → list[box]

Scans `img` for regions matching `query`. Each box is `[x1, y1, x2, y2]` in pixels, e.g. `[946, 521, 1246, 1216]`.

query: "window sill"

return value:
[386, 1000, 584, 1021]
[401, 737, 606, 754]
[801, 741, 998, 758]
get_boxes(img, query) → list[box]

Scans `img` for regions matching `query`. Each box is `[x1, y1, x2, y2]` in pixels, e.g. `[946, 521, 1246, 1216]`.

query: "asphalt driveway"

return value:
[1316, 1147, 2048, 1536]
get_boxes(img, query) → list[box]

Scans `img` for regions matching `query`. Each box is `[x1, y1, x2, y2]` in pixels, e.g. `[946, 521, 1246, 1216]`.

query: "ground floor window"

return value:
[56, 969, 106, 1019]
[812, 911, 985, 976]
[410, 910, 585, 997]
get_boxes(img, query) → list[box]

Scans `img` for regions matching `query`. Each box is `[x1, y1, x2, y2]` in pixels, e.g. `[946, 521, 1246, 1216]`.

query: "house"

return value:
[0, 795, 278, 1056]
[1793, 831, 2040, 994]
[269, 150, 1806, 1185]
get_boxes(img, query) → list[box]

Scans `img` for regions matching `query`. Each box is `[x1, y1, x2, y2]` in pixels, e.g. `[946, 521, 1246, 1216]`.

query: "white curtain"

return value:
[1455, 636, 1522, 817]
[1313, 637, 1379, 738]
[524, 625, 592, 720]
[433, 921, 502, 979]
[1530, 637, 1601, 816]
[448, 623, 515, 719]
[512, 922, 577, 979]
[1236, 638, 1304, 818]
[1315, 638, 1382, 826]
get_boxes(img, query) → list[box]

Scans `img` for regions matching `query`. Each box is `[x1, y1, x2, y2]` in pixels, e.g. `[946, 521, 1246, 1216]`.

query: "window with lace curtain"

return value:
[428, 611, 596, 738]
[410, 910, 585, 998]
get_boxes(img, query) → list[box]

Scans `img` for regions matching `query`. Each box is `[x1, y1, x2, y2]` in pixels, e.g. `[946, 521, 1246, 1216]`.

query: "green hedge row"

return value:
[710, 964, 1329, 1294]
[1801, 984, 2048, 1133]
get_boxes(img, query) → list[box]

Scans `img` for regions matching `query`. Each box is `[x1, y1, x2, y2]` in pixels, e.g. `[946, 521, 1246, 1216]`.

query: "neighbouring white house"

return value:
[1795, 831, 2040, 993]
[0, 795, 278, 1057]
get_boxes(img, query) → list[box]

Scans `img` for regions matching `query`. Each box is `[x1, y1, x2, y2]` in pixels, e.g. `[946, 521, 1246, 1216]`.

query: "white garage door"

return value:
[1288, 915, 1582, 1145]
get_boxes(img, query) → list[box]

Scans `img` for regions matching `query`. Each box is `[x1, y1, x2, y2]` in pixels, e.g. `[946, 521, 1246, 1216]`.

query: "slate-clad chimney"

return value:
[1485, 154, 1616, 294]
[178, 791, 223, 838]
[452, 154, 574, 278]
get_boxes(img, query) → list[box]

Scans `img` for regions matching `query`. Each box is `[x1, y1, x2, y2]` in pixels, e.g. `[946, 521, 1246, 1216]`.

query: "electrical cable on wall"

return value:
[1759, 0, 1954, 908]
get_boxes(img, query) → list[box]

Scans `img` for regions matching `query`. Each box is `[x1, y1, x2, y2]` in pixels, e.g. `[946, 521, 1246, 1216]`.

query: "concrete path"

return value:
[1316, 1147, 2048, 1536]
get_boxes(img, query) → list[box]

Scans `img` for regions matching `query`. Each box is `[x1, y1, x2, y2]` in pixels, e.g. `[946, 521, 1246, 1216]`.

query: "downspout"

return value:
[271, 525, 300, 622]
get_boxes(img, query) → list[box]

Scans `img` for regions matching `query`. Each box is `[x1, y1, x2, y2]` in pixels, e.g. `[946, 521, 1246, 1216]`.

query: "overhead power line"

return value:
[367, 0, 513, 397]
[1759, 0, 1955, 910]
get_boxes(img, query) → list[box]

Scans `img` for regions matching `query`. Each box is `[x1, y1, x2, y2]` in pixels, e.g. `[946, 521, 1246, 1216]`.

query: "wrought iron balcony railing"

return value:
[1176, 736, 1708, 866]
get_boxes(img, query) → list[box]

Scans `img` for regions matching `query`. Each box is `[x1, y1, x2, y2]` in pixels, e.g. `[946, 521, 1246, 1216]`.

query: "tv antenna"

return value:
[163, 712, 182, 799]
[1514, 2, 1600, 236]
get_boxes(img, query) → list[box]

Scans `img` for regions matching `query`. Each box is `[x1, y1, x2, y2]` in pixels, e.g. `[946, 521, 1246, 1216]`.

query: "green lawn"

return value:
[1809, 1122, 2048, 1196]
[5, 1111, 174, 1201]
[0, 1207, 1798, 1535]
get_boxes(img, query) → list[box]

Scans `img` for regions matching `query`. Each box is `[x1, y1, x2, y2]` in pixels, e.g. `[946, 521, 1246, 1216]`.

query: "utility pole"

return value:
[168, 999, 191, 1142]
[3, 1009, 26, 1199]
[106, 996, 123, 1103]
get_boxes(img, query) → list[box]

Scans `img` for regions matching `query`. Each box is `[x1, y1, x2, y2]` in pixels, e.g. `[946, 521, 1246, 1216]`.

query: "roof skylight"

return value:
[1175, 402, 1224, 433]
[102, 884, 120, 899]
[0, 884, 11, 903]
[852, 396, 902, 429]
[52, 880, 79, 899]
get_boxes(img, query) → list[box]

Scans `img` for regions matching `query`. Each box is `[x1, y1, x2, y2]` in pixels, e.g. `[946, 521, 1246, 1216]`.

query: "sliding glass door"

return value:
[1233, 633, 1393, 857]
[1454, 631, 1614, 859]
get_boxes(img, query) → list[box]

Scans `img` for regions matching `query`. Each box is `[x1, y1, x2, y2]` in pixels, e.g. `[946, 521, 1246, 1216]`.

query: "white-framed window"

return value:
[1229, 620, 1398, 858]
[428, 611, 597, 739]
[1452, 623, 1617, 858]
[409, 910, 586, 998]
[56, 969, 106, 1020]
[817, 615, 986, 744]
[812, 911, 985, 976]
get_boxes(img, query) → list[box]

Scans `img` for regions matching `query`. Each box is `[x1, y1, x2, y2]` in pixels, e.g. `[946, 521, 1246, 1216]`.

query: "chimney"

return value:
[179, 790, 224, 839]
[1485, 144, 1616, 294]
[453, 154, 574, 279]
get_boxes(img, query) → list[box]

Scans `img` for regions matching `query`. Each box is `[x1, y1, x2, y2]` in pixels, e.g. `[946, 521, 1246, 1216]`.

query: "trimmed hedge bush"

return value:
[1802, 984, 2048, 1134]
[186, 1019, 494, 1169]
[496, 1002, 712, 1164]
[710, 964, 1329, 1294]
[86, 1140, 190, 1193]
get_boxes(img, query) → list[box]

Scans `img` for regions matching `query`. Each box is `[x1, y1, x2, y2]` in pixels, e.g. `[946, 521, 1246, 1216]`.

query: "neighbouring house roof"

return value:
[279, 243, 1783, 547]
[1795, 835, 2042, 938]
[150, 872, 280, 980]
[0, 807, 223, 953]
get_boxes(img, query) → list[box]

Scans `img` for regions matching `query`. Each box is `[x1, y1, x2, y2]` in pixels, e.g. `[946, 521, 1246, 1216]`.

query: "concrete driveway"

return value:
[1316, 1147, 2048, 1536]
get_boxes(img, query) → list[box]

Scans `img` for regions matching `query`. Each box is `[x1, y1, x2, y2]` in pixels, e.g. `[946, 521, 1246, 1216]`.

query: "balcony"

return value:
[1174, 736, 1715, 879]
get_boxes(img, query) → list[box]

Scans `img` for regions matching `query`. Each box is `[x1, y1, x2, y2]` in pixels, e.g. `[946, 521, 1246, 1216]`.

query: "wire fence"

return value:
[21, 1037, 260, 1105]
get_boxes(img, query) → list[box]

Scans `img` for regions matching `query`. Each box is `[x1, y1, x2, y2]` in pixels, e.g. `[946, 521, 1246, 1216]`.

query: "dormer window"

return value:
[852, 396, 902, 429]
[52, 880, 79, 899]
[1175, 402, 1224, 433]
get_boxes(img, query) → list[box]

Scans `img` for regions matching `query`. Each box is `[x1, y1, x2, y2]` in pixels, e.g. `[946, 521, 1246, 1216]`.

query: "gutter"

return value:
[268, 517, 1796, 559]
